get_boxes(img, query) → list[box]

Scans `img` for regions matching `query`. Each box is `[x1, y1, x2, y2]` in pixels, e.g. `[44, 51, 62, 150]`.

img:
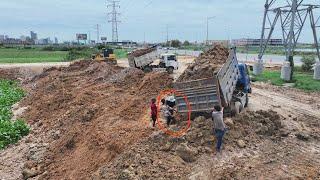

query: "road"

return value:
[237, 53, 303, 65]
[0, 62, 71, 73]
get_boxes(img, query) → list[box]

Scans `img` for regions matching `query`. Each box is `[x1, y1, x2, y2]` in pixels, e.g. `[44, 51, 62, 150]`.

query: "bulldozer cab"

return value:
[92, 48, 117, 65]
[104, 49, 114, 58]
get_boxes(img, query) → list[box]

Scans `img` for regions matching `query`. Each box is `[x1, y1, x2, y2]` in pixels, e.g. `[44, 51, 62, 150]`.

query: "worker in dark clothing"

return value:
[166, 105, 174, 127]
[150, 98, 158, 127]
[212, 105, 226, 153]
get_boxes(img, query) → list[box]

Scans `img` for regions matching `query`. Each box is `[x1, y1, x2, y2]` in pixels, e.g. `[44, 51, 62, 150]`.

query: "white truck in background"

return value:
[128, 47, 179, 74]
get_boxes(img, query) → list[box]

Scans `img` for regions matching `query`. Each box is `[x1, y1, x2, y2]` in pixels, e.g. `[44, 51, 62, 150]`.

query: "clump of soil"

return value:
[94, 110, 284, 179]
[178, 44, 229, 82]
[19, 60, 173, 179]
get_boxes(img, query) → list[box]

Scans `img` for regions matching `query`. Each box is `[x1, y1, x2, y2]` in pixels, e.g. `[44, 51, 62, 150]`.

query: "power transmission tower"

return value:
[254, 0, 320, 81]
[107, 0, 121, 43]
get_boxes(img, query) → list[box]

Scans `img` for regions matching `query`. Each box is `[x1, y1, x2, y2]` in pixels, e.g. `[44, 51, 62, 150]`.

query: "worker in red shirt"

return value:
[150, 98, 158, 127]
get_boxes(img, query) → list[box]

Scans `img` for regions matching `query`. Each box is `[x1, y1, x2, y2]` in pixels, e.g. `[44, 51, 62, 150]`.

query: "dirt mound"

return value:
[94, 110, 284, 179]
[0, 68, 19, 80]
[178, 44, 229, 82]
[18, 60, 173, 179]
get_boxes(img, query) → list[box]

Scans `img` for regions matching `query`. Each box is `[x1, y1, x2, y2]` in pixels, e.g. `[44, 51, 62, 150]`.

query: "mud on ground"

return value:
[95, 110, 307, 179]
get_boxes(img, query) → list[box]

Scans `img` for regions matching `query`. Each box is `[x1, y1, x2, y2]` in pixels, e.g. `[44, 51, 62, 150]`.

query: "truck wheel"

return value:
[159, 62, 166, 68]
[245, 94, 249, 107]
[235, 101, 243, 115]
[167, 67, 174, 74]
[143, 66, 152, 73]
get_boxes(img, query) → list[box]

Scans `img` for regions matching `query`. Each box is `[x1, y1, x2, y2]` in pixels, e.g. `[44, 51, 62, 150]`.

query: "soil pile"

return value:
[129, 47, 156, 57]
[0, 68, 22, 80]
[94, 110, 284, 179]
[178, 44, 229, 82]
[18, 60, 173, 179]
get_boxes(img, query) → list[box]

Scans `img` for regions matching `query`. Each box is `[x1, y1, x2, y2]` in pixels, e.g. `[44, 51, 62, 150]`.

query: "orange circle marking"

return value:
[156, 89, 192, 137]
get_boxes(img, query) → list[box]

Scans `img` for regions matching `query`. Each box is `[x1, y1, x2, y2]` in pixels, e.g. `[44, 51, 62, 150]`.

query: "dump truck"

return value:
[128, 47, 179, 74]
[174, 48, 251, 116]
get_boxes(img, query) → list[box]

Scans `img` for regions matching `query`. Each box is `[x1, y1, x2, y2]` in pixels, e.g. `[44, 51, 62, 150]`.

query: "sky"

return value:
[0, 0, 319, 43]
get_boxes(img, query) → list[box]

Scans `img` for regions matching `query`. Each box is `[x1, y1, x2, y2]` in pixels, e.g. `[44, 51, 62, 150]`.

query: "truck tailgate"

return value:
[217, 49, 239, 106]
[174, 78, 220, 113]
[174, 48, 239, 113]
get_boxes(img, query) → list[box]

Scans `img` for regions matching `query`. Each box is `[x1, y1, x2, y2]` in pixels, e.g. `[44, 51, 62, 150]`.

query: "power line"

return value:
[107, 0, 121, 42]
[121, 0, 155, 22]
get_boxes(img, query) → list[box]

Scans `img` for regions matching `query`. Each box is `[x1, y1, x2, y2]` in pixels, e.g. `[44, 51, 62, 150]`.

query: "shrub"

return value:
[171, 40, 181, 48]
[0, 80, 29, 149]
[301, 55, 316, 72]
[183, 40, 190, 46]
[64, 48, 98, 61]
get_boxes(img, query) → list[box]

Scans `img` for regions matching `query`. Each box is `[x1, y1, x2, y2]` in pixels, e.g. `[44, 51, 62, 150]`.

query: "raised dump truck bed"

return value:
[128, 46, 179, 74]
[174, 48, 246, 114]
[128, 48, 159, 68]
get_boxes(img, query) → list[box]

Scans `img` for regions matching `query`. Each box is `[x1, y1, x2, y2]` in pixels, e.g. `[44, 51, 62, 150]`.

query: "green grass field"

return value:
[0, 48, 129, 63]
[114, 49, 129, 59]
[0, 48, 68, 63]
[252, 70, 320, 91]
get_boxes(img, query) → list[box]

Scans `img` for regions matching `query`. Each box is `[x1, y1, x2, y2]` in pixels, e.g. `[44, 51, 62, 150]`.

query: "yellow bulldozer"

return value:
[91, 48, 117, 65]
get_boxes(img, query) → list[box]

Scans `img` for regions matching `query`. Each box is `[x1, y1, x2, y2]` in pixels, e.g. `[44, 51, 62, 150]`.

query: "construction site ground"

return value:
[0, 55, 319, 180]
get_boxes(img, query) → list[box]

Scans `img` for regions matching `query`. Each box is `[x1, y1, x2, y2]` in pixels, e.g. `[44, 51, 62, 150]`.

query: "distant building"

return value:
[30, 31, 38, 41]
[36, 38, 54, 45]
[232, 38, 283, 46]
[54, 37, 58, 44]
[3, 38, 22, 44]
[20, 35, 27, 41]
[106, 40, 137, 46]
[207, 40, 230, 47]
[0, 35, 5, 42]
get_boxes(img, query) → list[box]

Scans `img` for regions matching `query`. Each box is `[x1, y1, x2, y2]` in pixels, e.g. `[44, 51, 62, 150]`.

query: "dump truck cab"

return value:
[237, 63, 252, 93]
[159, 54, 179, 74]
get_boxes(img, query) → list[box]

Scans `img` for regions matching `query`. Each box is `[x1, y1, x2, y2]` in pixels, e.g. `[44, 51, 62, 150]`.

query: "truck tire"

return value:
[143, 66, 152, 73]
[235, 101, 243, 115]
[245, 94, 249, 107]
[167, 67, 174, 74]
[159, 62, 166, 68]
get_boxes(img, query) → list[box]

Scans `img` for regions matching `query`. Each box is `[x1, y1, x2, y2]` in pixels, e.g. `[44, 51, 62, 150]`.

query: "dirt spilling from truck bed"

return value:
[94, 110, 292, 179]
[129, 47, 156, 57]
[14, 60, 173, 179]
[177, 44, 229, 82]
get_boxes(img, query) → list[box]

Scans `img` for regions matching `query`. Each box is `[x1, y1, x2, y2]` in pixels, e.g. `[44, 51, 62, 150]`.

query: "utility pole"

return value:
[143, 32, 146, 46]
[166, 25, 169, 46]
[255, 0, 320, 80]
[96, 24, 100, 44]
[107, 0, 121, 43]
[206, 16, 215, 45]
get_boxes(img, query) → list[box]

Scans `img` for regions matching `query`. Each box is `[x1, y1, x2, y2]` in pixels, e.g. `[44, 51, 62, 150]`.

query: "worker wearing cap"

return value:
[212, 105, 226, 153]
